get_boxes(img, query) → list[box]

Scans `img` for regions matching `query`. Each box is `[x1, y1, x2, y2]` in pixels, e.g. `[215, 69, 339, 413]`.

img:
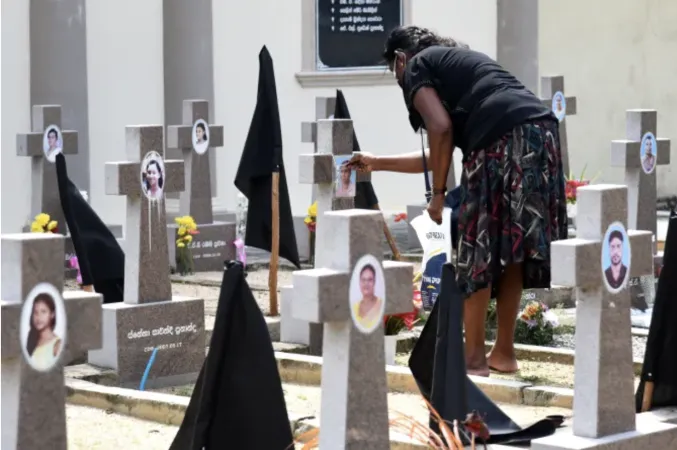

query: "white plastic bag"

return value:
[410, 207, 453, 310]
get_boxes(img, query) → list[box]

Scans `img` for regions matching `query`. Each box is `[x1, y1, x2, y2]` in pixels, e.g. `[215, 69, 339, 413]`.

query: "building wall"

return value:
[540, 0, 677, 197]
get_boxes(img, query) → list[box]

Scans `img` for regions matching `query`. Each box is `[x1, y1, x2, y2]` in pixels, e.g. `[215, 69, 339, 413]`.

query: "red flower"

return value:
[463, 411, 490, 441]
[393, 212, 408, 223]
[307, 222, 316, 233]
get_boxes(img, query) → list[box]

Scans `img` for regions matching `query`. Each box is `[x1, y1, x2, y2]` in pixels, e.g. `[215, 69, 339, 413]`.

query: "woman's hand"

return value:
[427, 193, 445, 225]
[347, 152, 378, 173]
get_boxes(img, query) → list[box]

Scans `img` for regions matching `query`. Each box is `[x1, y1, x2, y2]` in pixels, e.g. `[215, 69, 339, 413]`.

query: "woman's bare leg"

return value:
[464, 286, 492, 377]
[487, 263, 523, 373]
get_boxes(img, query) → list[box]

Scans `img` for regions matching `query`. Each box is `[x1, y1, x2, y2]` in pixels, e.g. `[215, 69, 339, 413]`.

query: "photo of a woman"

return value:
[20, 283, 67, 372]
[552, 92, 566, 122]
[334, 156, 356, 198]
[140, 151, 165, 201]
[349, 255, 387, 334]
[43, 125, 64, 163]
[192, 119, 210, 155]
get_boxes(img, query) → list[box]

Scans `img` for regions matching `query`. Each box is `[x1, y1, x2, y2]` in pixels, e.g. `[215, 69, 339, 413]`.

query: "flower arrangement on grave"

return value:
[393, 212, 408, 223]
[295, 400, 490, 449]
[30, 213, 58, 234]
[383, 273, 424, 336]
[565, 165, 599, 205]
[514, 301, 559, 346]
[175, 215, 199, 276]
[304, 201, 318, 265]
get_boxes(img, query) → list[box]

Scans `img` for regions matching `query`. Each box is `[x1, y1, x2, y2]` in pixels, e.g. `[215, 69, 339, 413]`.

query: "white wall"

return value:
[540, 0, 677, 196]
[86, 0, 165, 226]
[212, 0, 496, 215]
[1, 0, 32, 232]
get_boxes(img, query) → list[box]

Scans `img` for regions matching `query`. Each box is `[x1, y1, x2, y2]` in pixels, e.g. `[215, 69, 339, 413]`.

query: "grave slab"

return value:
[532, 184, 677, 448]
[1, 233, 102, 450]
[166, 99, 235, 272]
[291, 209, 414, 448]
[89, 125, 204, 388]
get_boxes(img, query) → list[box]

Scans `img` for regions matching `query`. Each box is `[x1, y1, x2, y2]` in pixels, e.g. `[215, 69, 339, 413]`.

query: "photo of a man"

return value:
[641, 133, 657, 174]
[604, 228, 629, 291]
[349, 255, 386, 334]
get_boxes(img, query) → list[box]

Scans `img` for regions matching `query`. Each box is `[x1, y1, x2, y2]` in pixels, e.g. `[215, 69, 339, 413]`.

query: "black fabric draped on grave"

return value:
[409, 263, 558, 445]
[636, 209, 677, 412]
[170, 261, 294, 450]
[55, 153, 124, 304]
[333, 89, 379, 210]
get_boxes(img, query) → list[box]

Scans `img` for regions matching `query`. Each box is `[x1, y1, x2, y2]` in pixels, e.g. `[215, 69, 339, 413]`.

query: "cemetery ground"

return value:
[62, 262, 649, 446]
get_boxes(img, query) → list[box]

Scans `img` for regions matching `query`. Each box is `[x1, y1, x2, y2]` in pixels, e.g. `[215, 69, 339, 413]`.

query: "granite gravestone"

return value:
[611, 109, 671, 318]
[1, 233, 102, 450]
[16, 104, 79, 271]
[281, 118, 356, 355]
[292, 209, 413, 448]
[88, 125, 205, 388]
[166, 100, 235, 271]
[532, 184, 677, 449]
[302, 96, 336, 204]
[540, 76, 577, 177]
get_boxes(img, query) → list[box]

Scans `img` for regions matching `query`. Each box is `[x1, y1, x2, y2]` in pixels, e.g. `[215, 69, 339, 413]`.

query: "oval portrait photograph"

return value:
[20, 283, 67, 372]
[43, 125, 64, 163]
[601, 221, 632, 294]
[334, 155, 356, 198]
[349, 254, 386, 334]
[551, 91, 567, 122]
[640, 132, 657, 175]
[140, 151, 165, 201]
[192, 119, 210, 155]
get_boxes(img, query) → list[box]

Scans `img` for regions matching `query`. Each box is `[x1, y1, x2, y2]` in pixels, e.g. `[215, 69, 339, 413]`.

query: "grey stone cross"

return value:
[301, 96, 337, 202]
[16, 105, 79, 234]
[611, 109, 671, 254]
[166, 99, 225, 224]
[540, 76, 577, 176]
[1, 233, 102, 450]
[281, 119, 358, 354]
[292, 209, 413, 448]
[105, 125, 185, 304]
[532, 185, 676, 449]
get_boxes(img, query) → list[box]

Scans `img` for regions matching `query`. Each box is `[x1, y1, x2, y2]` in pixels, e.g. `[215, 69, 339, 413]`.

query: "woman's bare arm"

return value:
[373, 149, 430, 173]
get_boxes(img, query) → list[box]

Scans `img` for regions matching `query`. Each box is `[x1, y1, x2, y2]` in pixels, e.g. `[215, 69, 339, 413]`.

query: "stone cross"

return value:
[301, 96, 336, 202]
[105, 125, 185, 304]
[611, 109, 671, 254]
[166, 99, 225, 224]
[16, 105, 79, 235]
[292, 209, 413, 448]
[1, 233, 102, 450]
[281, 119, 357, 353]
[531, 185, 677, 449]
[540, 76, 577, 176]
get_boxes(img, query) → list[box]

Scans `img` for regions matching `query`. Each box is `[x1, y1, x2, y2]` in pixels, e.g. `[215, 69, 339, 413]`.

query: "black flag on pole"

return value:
[55, 153, 124, 303]
[170, 261, 294, 450]
[333, 89, 379, 210]
[234, 46, 300, 268]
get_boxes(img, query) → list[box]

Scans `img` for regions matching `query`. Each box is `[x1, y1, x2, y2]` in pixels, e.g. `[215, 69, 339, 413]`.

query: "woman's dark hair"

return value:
[196, 122, 208, 141]
[48, 128, 59, 140]
[26, 293, 57, 356]
[144, 159, 164, 190]
[360, 264, 376, 278]
[383, 25, 469, 64]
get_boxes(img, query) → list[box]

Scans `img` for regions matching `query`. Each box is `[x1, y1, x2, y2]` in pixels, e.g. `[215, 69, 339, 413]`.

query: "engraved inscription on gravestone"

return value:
[316, 0, 403, 70]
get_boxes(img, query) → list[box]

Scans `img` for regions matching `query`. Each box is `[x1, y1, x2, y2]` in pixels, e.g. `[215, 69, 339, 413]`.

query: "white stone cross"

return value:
[16, 105, 79, 233]
[1, 233, 102, 450]
[166, 99, 225, 225]
[105, 125, 185, 304]
[532, 185, 677, 449]
[540, 76, 577, 176]
[611, 109, 671, 253]
[292, 209, 413, 448]
[301, 96, 337, 202]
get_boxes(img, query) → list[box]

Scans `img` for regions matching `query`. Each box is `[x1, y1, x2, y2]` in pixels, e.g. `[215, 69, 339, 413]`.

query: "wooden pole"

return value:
[640, 381, 654, 412]
[374, 204, 401, 261]
[269, 172, 280, 316]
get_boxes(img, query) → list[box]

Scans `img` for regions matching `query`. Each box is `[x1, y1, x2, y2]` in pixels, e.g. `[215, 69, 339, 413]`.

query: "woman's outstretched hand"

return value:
[347, 152, 377, 173]
[427, 193, 445, 225]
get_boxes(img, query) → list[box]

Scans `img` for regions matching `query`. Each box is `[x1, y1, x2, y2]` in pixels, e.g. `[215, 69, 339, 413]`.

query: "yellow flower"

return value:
[307, 202, 317, 218]
[47, 220, 58, 231]
[184, 235, 193, 243]
[30, 222, 44, 233]
[35, 213, 50, 227]
[177, 242, 186, 248]
[178, 226, 187, 236]
[304, 217, 312, 225]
